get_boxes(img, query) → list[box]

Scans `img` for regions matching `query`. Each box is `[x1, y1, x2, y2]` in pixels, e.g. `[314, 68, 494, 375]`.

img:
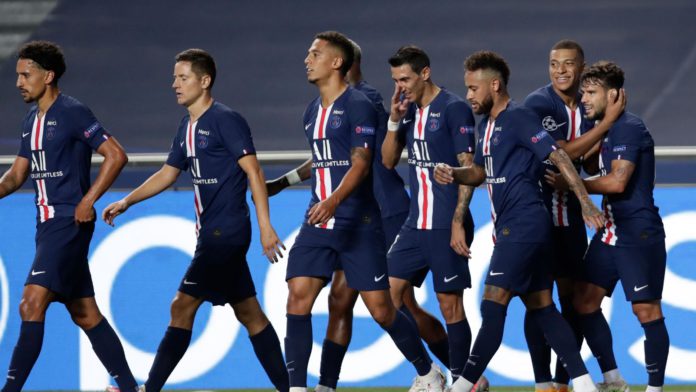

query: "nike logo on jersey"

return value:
[183, 279, 197, 285]
[403, 119, 413, 124]
[31, 270, 46, 276]
[22, 132, 31, 138]
[556, 121, 567, 128]
[444, 275, 459, 283]
[489, 271, 504, 276]
[374, 274, 386, 282]
[634, 284, 649, 292]
[180, 140, 185, 147]
[305, 122, 313, 131]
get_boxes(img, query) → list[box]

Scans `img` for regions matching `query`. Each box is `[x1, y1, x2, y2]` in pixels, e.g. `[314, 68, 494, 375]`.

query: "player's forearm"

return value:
[124, 165, 178, 206]
[562, 120, 612, 161]
[583, 171, 628, 195]
[550, 149, 595, 210]
[81, 147, 127, 206]
[451, 165, 485, 187]
[381, 131, 402, 169]
[453, 152, 475, 223]
[248, 164, 273, 228]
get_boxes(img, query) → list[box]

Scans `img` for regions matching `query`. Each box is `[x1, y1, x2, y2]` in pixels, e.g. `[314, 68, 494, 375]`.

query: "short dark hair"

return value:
[551, 39, 585, 61]
[175, 48, 216, 88]
[348, 38, 361, 65]
[581, 61, 624, 89]
[388, 45, 430, 74]
[17, 40, 66, 83]
[315, 31, 354, 75]
[464, 50, 510, 86]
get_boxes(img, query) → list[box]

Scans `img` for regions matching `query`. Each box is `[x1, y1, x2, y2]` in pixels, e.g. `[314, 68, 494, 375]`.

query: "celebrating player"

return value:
[282, 31, 444, 392]
[435, 50, 603, 392]
[102, 49, 288, 392]
[522, 40, 626, 392]
[382, 45, 478, 384]
[547, 61, 669, 392]
[0, 41, 136, 392]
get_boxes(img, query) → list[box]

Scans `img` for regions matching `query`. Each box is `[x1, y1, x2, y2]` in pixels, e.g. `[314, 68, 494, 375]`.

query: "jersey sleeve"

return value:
[446, 100, 476, 154]
[218, 111, 257, 161]
[523, 92, 565, 142]
[165, 120, 189, 171]
[17, 113, 33, 159]
[70, 104, 111, 151]
[608, 122, 643, 164]
[515, 109, 559, 161]
[348, 97, 377, 151]
[473, 122, 485, 166]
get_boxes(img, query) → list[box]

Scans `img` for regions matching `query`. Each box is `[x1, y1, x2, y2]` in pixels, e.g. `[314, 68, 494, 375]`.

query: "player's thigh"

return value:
[485, 242, 553, 296]
[550, 226, 587, 284]
[386, 226, 428, 288]
[573, 281, 607, 314]
[328, 270, 359, 314]
[423, 229, 470, 293]
[287, 276, 326, 315]
[286, 226, 339, 283]
[382, 211, 408, 249]
[579, 237, 620, 297]
[231, 296, 269, 332]
[341, 228, 389, 292]
[615, 242, 666, 303]
[19, 284, 55, 320]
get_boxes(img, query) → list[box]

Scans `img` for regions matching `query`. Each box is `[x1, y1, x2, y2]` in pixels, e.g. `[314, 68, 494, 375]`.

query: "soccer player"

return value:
[101, 49, 289, 392]
[282, 31, 444, 392]
[546, 61, 669, 392]
[381, 45, 477, 384]
[434, 51, 603, 392]
[0, 41, 137, 392]
[523, 40, 626, 392]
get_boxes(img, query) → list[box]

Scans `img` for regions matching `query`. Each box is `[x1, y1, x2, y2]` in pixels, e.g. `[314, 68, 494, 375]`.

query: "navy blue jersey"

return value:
[303, 87, 380, 230]
[17, 94, 110, 223]
[166, 102, 256, 238]
[397, 88, 476, 230]
[595, 111, 664, 247]
[524, 84, 592, 228]
[354, 80, 409, 218]
[474, 101, 558, 243]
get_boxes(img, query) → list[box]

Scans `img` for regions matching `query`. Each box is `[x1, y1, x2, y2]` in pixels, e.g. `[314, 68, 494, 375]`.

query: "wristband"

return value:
[387, 119, 400, 132]
[285, 169, 302, 185]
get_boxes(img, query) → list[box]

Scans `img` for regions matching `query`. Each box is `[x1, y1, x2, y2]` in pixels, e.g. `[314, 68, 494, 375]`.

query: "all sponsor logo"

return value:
[460, 126, 475, 135]
[355, 125, 375, 135]
[531, 130, 549, 143]
[84, 122, 101, 138]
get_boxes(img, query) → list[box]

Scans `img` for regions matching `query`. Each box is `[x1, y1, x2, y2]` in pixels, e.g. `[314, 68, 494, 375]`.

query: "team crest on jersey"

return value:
[197, 134, 208, 149]
[330, 115, 342, 129]
[541, 116, 562, 132]
[531, 130, 550, 143]
[427, 118, 440, 131]
[355, 125, 375, 135]
[46, 127, 56, 140]
[492, 130, 502, 146]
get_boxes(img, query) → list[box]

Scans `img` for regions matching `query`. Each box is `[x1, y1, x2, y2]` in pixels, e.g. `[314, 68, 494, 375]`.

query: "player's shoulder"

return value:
[56, 94, 92, 117]
[440, 89, 473, 113]
[208, 101, 248, 126]
[506, 100, 539, 123]
[523, 84, 555, 111]
[354, 81, 384, 105]
[345, 86, 374, 106]
[613, 111, 652, 142]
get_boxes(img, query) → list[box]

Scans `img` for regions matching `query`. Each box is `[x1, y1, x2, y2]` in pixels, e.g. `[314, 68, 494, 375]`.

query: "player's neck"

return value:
[489, 93, 511, 120]
[36, 87, 60, 117]
[318, 77, 348, 108]
[553, 85, 579, 109]
[187, 94, 214, 122]
[417, 83, 440, 108]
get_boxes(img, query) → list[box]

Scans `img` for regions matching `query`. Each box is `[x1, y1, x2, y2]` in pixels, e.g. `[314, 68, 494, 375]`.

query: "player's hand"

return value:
[603, 88, 626, 123]
[544, 169, 569, 191]
[389, 83, 409, 123]
[307, 196, 338, 226]
[450, 221, 471, 258]
[260, 226, 286, 263]
[102, 199, 129, 226]
[75, 199, 96, 224]
[434, 163, 454, 184]
[581, 200, 605, 231]
[266, 177, 288, 197]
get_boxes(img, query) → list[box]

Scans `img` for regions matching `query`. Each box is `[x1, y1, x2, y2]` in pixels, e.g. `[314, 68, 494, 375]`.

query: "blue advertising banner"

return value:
[0, 187, 694, 390]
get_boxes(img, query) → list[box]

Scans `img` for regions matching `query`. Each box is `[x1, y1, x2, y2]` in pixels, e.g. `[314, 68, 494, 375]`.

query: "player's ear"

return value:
[491, 78, 500, 93]
[420, 66, 431, 82]
[608, 88, 618, 103]
[332, 56, 343, 72]
[43, 69, 55, 85]
[200, 74, 211, 90]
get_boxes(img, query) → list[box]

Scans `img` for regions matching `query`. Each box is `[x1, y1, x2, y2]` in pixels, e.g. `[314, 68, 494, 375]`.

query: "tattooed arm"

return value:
[583, 159, 635, 194]
[549, 148, 604, 229]
[450, 152, 475, 257]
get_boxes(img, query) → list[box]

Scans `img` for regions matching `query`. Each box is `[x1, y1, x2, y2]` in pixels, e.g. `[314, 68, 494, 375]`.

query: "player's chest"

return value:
[182, 123, 224, 156]
[24, 116, 72, 153]
[306, 106, 352, 142]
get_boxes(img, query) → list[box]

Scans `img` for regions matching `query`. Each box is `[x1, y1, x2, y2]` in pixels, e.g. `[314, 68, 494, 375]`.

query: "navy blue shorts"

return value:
[26, 217, 95, 302]
[550, 226, 588, 279]
[179, 228, 256, 306]
[387, 224, 473, 293]
[485, 242, 554, 295]
[582, 237, 666, 302]
[382, 211, 408, 249]
[286, 225, 388, 291]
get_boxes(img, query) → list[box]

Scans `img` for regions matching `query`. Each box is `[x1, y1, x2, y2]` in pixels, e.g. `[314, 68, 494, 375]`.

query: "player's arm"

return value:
[75, 136, 128, 223]
[0, 156, 30, 199]
[102, 163, 181, 226]
[451, 152, 475, 257]
[307, 146, 371, 225]
[382, 83, 409, 169]
[548, 159, 635, 196]
[434, 163, 485, 187]
[266, 158, 312, 197]
[558, 89, 626, 160]
[239, 154, 285, 262]
[582, 148, 601, 175]
[548, 148, 604, 229]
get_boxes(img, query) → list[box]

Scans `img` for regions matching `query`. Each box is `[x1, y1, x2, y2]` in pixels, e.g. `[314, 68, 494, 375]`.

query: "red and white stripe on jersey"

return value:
[601, 202, 618, 245]
[413, 107, 435, 229]
[185, 120, 204, 234]
[551, 106, 583, 226]
[312, 104, 335, 229]
[482, 120, 497, 241]
[31, 114, 55, 222]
